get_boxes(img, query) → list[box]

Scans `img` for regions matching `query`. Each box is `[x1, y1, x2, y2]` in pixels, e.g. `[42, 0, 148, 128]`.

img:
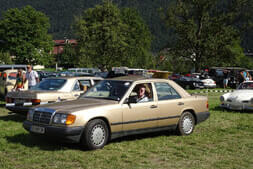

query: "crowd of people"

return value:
[222, 69, 252, 89]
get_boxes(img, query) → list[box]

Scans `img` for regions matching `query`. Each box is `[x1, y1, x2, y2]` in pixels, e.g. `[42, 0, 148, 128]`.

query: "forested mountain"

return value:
[0, 0, 252, 52]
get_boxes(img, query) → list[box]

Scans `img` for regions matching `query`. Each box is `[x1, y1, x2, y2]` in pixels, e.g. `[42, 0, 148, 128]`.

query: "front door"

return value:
[122, 83, 158, 132]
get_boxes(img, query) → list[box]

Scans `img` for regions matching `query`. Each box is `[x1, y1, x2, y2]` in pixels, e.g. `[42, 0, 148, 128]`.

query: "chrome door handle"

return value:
[150, 105, 158, 108]
[178, 102, 184, 105]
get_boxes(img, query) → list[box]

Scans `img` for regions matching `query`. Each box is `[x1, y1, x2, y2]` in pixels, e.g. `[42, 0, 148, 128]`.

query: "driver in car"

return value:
[135, 84, 149, 103]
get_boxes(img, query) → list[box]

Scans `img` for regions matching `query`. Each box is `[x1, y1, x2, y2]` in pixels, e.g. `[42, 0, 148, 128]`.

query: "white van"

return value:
[0, 68, 28, 96]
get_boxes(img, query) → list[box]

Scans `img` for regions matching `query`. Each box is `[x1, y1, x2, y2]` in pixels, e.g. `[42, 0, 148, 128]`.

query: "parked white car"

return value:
[200, 78, 216, 88]
[220, 81, 253, 110]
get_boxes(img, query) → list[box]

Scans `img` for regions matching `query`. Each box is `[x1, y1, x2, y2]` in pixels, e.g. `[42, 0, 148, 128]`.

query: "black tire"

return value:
[185, 85, 190, 90]
[81, 119, 109, 150]
[176, 111, 195, 135]
[4, 88, 8, 96]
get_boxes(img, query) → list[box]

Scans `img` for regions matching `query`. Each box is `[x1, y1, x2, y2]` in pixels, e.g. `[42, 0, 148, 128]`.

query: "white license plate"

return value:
[30, 125, 45, 134]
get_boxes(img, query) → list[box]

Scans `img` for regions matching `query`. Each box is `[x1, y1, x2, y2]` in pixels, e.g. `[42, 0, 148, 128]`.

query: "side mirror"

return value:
[124, 97, 137, 104]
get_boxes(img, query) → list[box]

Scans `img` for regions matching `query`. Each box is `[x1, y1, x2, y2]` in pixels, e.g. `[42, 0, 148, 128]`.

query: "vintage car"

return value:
[6, 76, 103, 113]
[0, 69, 28, 97]
[173, 76, 205, 89]
[23, 76, 210, 150]
[220, 81, 253, 110]
[200, 77, 216, 88]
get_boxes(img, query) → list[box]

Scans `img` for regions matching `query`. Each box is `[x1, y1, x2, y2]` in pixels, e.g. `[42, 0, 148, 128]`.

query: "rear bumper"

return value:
[6, 102, 48, 114]
[196, 111, 210, 124]
[23, 120, 84, 143]
[5, 103, 31, 114]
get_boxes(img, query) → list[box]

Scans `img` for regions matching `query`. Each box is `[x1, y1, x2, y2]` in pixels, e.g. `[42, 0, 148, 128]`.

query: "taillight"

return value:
[5, 97, 13, 103]
[206, 101, 209, 109]
[31, 99, 41, 105]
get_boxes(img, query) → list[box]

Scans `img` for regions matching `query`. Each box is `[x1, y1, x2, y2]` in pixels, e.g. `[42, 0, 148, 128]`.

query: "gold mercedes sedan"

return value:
[23, 76, 210, 150]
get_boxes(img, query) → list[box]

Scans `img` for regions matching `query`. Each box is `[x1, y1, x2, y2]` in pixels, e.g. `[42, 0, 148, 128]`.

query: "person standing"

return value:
[24, 65, 39, 89]
[223, 70, 229, 88]
[13, 69, 25, 91]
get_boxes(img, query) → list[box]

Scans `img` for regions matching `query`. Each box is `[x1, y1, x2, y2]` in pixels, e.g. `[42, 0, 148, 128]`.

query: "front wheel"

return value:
[81, 119, 109, 150]
[176, 111, 195, 135]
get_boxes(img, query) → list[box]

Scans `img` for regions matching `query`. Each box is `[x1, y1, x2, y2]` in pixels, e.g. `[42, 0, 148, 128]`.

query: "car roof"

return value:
[107, 75, 149, 81]
[243, 81, 253, 83]
[46, 76, 103, 80]
[107, 75, 175, 83]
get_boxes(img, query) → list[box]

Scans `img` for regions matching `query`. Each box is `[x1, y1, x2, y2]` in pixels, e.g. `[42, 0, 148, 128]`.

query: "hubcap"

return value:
[91, 124, 105, 146]
[182, 116, 193, 134]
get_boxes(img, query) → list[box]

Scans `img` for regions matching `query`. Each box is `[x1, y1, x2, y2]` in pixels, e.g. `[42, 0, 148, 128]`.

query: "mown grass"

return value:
[0, 93, 252, 169]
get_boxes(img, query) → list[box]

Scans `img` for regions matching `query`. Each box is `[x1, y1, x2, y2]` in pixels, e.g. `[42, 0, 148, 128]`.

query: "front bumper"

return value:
[196, 111, 210, 124]
[203, 84, 216, 88]
[23, 120, 84, 143]
[220, 103, 253, 111]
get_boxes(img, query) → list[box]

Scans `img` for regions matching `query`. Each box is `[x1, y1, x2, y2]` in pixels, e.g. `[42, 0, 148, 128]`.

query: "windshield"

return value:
[82, 80, 132, 101]
[31, 79, 67, 91]
[237, 82, 253, 90]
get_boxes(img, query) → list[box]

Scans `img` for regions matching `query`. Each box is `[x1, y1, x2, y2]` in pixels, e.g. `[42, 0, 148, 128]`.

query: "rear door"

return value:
[154, 82, 183, 127]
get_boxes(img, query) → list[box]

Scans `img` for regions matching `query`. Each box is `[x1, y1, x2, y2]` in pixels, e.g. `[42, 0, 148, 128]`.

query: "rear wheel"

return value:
[81, 119, 109, 150]
[4, 88, 8, 96]
[185, 85, 190, 90]
[176, 111, 195, 135]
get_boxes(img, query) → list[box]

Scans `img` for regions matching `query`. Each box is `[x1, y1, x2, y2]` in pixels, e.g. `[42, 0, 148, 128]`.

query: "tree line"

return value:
[0, 0, 252, 73]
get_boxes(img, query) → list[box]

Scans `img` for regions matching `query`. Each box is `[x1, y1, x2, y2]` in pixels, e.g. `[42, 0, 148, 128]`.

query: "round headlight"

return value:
[53, 114, 61, 124]
[60, 114, 68, 124]
[220, 96, 225, 102]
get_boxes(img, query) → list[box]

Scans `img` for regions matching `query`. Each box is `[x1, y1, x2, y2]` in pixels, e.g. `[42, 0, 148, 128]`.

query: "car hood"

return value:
[227, 89, 253, 100]
[37, 98, 118, 112]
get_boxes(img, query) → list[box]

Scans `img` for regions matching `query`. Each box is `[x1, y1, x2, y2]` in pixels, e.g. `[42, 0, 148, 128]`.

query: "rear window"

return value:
[31, 79, 67, 90]
[8, 72, 17, 80]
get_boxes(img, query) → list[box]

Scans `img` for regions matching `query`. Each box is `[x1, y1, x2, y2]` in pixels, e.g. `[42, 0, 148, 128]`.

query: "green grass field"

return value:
[0, 93, 252, 169]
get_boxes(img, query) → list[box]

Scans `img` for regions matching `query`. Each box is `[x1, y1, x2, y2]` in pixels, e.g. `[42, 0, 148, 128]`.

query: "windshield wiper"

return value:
[83, 96, 120, 101]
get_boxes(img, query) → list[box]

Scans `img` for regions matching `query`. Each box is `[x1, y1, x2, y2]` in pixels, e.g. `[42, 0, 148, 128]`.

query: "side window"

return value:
[73, 81, 81, 91]
[129, 83, 153, 103]
[79, 80, 91, 91]
[155, 82, 181, 101]
[93, 80, 101, 85]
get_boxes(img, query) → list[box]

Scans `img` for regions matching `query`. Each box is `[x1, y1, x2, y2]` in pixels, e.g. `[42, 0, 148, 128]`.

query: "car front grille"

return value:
[33, 111, 53, 124]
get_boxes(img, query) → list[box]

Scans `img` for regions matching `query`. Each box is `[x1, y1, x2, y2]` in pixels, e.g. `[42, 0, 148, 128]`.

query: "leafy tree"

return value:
[58, 43, 77, 68]
[163, 0, 251, 72]
[0, 5, 54, 65]
[0, 51, 13, 64]
[74, 1, 152, 70]
[120, 8, 152, 68]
